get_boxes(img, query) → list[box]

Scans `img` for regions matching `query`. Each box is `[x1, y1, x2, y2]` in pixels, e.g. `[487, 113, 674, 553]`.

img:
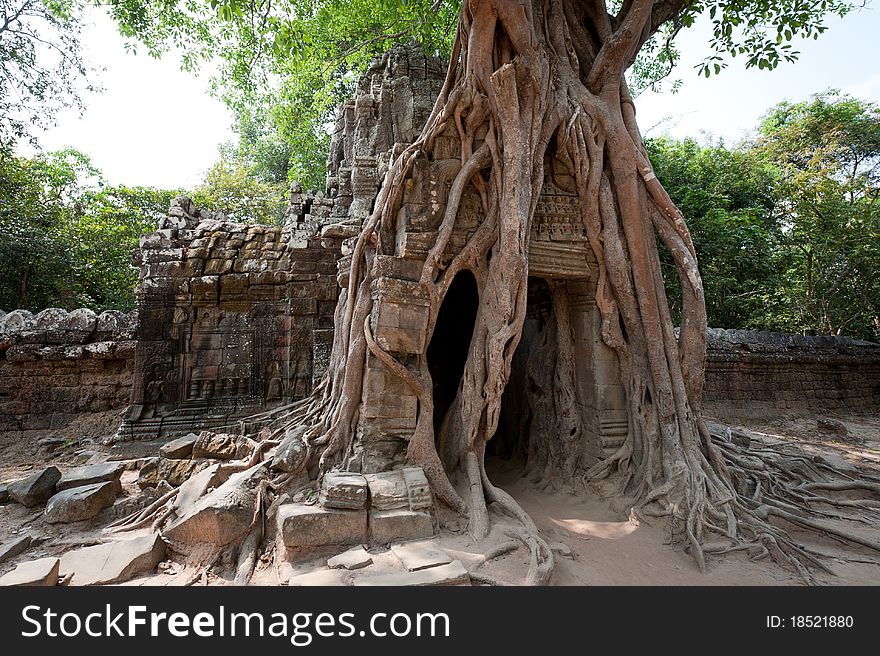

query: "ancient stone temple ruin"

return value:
[1, 44, 878, 453]
[116, 45, 628, 474]
[2, 45, 880, 589]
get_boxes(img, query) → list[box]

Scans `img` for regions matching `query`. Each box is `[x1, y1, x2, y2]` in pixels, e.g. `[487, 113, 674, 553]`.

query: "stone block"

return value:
[45, 482, 117, 523]
[8, 466, 61, 507]
[192, 431, 241, 460]
[288, 569, 349, 586]
[57, 462, 125, 492]
[370, 510, 434, 544]
[59, 534, 166, 586]
[163, 464, 266, 549]
[353, 560, 469, 586]
[0, 557, 60, 586]
[319, 472, 368, 510]
[0, 535, 31, 564]
[401, 466, 433, 511]
[327, 546, 373, 571]
[390, 541, 451, 571]
[364, 471, 408, 511]
[159, 433, 197, 459]
[278, 503, 368, 548]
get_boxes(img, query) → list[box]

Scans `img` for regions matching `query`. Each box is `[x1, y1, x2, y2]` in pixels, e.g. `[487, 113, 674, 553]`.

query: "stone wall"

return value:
[119, 196, 342, 440]
[703, 328, 880, 416]
[0, 308, 136, 434]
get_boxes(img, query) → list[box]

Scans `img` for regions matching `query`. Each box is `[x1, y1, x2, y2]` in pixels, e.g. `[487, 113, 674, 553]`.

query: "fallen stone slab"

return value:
[319, 472, 368, 510]
[159, 434, 197, 459]
[390, 541, 451, 572]
[278, 503, 368, 548]
[138, 457, 212, 489]
[0, 557, 60, 586]
[0, 535, 31, 564]
[327, 546, 373, 571]
[163, 463, 266, 552]
[8, 466, 61, 507]
[107, 439, 167, 461]
[288, 569, 349, 586]
[370, 510, 434, 544]
[45, 482, 118, 523]
[0, 482, 8, 503]
[354, 560, 469, 587]
[57, 462, 124, 492]
[59, 534, 166, 586]
[270, 426, 307, 473]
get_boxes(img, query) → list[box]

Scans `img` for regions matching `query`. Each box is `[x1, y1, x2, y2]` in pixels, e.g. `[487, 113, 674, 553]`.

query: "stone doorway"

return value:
[488, 277, 554, 464]
[426, 270, 479, 443]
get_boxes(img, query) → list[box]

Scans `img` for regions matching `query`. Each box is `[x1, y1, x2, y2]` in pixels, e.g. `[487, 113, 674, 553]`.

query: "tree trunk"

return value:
[261, 0, 848, 583]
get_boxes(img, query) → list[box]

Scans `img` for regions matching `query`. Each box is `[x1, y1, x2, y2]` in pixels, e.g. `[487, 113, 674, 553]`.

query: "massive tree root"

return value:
[122, 1, 880, 585]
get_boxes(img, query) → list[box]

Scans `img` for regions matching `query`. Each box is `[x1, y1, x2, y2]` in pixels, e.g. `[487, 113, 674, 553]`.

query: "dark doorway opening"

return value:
[488, 277, 554, 463]
[426, 270, 479, 439]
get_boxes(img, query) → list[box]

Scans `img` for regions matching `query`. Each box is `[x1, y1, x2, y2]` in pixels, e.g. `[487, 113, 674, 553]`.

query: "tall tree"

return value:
[756, 92, 880, 339]
[111, 0, 877, 583]
[0, 0, 95, 147]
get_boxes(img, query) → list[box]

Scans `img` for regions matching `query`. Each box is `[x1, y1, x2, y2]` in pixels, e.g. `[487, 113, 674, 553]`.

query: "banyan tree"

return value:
[115, 0, 880, 585]
[242, 0, 877, 584]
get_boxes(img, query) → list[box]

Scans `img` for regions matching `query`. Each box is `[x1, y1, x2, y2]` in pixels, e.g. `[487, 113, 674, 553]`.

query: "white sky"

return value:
[25, 4, 880, 189]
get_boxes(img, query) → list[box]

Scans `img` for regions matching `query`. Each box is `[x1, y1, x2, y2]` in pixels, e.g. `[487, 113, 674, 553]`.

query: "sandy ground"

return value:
[2, 409, 879, 586]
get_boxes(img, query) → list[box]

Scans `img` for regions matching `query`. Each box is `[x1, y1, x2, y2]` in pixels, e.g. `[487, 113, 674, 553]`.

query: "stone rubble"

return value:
[56, 461, 125, 492]
[8, 466, 61, 507]
[44, 481, 118, 523]
[0, 557, 60, 586]
[0, 535, 32, 564]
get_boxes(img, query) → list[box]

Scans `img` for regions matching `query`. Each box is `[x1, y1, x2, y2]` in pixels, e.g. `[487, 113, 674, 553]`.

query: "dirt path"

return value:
[2, 411, 879, 586]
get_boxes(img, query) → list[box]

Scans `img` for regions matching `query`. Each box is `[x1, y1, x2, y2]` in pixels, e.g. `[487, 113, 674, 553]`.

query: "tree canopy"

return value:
[99, 0, 857, 186]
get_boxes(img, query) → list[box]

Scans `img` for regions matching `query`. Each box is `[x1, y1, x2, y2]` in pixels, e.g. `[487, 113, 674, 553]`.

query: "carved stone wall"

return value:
[119, 196, 341, 439]
[0, 309, 136, 434]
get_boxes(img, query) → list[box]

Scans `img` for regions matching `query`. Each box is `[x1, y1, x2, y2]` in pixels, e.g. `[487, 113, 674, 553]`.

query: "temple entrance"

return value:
[488, 277, 555, 468]
[426, 270, 479, 440]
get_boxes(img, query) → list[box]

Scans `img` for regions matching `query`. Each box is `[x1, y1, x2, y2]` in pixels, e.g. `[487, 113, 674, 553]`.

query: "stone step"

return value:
[371, 509, 434, 544]
[278, 503, 368, 548]
[390, 541, 451, 572]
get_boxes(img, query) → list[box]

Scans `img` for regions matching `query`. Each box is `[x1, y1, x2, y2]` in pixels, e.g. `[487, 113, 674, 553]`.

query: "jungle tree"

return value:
[110, 0, 880, 583]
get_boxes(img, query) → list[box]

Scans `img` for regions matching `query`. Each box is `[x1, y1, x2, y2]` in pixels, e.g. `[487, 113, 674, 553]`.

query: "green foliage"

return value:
[647, 136, 782, 330]
[684, 0, 854, 78]
[0, 0, 96, 147]
[0, 148, 176, 312]
[755, 91, 880, 338]
[192, 154, 288, 225]
[651, 92, 880, 341]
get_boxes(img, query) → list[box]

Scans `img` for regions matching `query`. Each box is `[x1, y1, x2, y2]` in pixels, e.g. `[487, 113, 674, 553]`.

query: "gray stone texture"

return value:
[45, 481, 117, 523]
[8, 466, 61, 507]
[57, 462, 124, 492]
[58, 534, 166, 585]
[0, 557, 60, 586]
